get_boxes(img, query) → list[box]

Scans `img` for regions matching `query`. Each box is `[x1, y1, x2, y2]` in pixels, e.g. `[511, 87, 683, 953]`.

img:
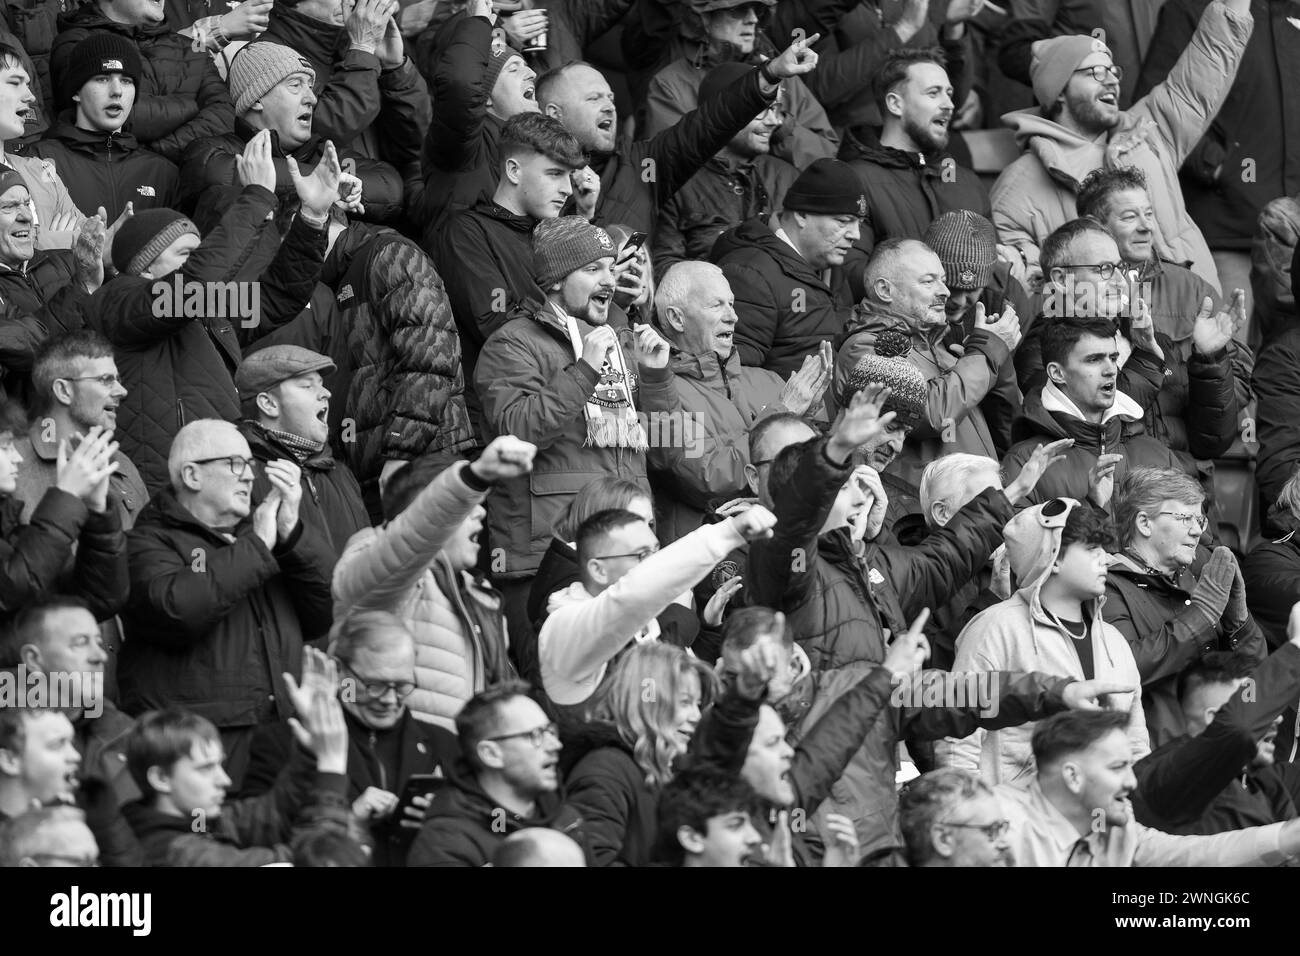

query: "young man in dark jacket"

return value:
[234, 344, 368, 559]
[121, 648, 353, 866]
[408, 681, 583, 867]
[32, 32, 180, 221]
[536, 31, 818, 235]
[119, 419, 335, 790]
[50, 0, 235, 162]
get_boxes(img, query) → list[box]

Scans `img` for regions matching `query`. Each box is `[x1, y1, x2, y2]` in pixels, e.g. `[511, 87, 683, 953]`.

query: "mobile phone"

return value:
[393, 772, 444, 821]
[618, 232, 648, 263]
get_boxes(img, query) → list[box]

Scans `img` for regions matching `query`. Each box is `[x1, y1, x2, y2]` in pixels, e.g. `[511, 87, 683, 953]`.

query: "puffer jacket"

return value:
[1105, 550, 1267, 748]
[473, 305, 655, 579]
[1252, 194, 1299, 343]
[333, 229, 474, 509]
[1002, 384, 1186, 507]
[1135, 0, 1300, 251]
[938, 580, 1149, 789]
[835, 300, 1011, 491]
[332, 460, 514, 731]
[30, 119, 180, 221]
[653, 153, 798, 280]
[644, 51, 837, 169]
[1250, 326, 1300, 515]
[259, 3, 430, 168]
[559, 723, 658, 868]
[713, 216, 854, 376]
[119, 487, 335, 729]
[840, 134, 991, 287]
[1, 152, 86, 250]
[989, 0, 1252, 284]
[0, 250, 92, 404]
[407, 758, 585, 867]
[88, 185, 322, 493]
[748, 433, 1017, 854]
[51, 4, 235, 162]
[239, 420, 369, 560]
[639, 348, 785, 543]
[182, 118, 405, 226]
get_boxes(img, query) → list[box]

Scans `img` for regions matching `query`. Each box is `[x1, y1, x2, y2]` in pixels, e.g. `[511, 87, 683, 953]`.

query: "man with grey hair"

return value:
[119, 418, 336, 790]
[899, 768, 1013, 867]
[1106, 467, 1267, 747]
[642, 260, 830, 542]
[0, 805, 100, 867]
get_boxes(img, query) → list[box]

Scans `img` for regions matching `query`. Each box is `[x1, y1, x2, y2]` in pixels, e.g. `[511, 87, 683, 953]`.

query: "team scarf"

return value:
[554, 302, 647, 450]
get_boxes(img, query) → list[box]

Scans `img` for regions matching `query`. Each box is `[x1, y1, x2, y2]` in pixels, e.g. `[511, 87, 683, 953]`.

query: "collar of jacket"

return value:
[264, 6, 345, 66]
[845, 136, 945, 175]
[1014, 387, 1130, 451]
[140, 486, 252, 541]
[1003, 107, 1109, 189]
[49, 118, 140, 155]
[1108, 547, 1200, 592]
[474, 198, 536, 231]
[234, 116, 320, 160]
[240, 419, 335, 471]
[684, 36, 773, 72]
[530, 299, 583, 340]
[724, 217, 831, 289]
[430, 757, 572, 827]
[0, 257, 29, 277]
[1023, 779, 1091, 857]
[668, 346, 738, 383]
[704, 153, 758, 179]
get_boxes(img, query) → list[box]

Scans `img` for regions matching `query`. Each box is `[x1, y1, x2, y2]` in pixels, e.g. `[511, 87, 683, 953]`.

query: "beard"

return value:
[1064, 90, 1121, 134]
[902, 113, 949, 153]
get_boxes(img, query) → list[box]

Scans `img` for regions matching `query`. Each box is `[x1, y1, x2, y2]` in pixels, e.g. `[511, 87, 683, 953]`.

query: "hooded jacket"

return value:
[989, 0, 1253, 284]
[30, 120, 180, 222]
[51, 4, 236, 163]
[1105, 549, 1267, 747]
[713, 216, 854, 376]
[332, 461, 514, 732]
[835, 300, 1011, 491]
[239, 420, 369, 560]
[406, 759, 585, 867]
[1001, 383, 1186, 507]
[639, 346, 786, 543]
[938, 508, 1150, 788]
[473, 306, 656, 579]
[119, 487, 335, 730]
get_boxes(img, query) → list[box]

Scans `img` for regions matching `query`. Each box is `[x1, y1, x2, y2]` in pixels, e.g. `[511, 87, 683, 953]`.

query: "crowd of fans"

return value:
[1, 0, 1300, 868]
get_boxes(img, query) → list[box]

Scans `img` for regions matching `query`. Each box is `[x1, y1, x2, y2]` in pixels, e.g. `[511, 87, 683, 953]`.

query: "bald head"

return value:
[167, 418, 256, 528]
[656, 262, 738, 358]
[537, 62, 617, 154]
[863, 238, 950, 331]
[491, 828, 587, 867]
[167, 419, 248, 491]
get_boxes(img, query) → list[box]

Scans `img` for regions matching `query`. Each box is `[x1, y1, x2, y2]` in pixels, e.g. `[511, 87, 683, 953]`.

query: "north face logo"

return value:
[101, 59, 123, 71]
[337, 284, 354, 303]
[136, 185, 155, 197]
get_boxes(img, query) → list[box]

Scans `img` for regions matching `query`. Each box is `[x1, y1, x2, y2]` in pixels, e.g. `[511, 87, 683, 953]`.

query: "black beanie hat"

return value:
[783, 158, 867, 218]
[58, 32, 142, 110]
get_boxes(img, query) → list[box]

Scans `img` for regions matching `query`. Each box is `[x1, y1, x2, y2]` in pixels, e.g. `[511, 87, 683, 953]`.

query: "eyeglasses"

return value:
[938, 819, 1011, 841]
[1156, 511, 1208, 532]
[0, 198, 32, 215]
[61, 373, 121, 388]
[592, 544, 660, 562]
[1058, 261, 1121, 279]
[26, 853, 101, 867]
[340, 662, 415, 701]
[1071, 63, 1123, 83]
[190, 455, 257, 477]
[486, 722, 560, 747]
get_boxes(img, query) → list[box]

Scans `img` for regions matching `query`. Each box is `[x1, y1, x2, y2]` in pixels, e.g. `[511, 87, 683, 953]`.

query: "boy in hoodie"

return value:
[938, 498, 1149, 788]
[33, 33, 179, 222]
[989, 0, 1253, 287]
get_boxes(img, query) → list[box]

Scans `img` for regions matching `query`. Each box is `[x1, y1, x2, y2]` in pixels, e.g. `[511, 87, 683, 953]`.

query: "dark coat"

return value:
[30, 120, 180, 221]
[406, 760, 586, 867]
[243, 707, 460, 867]
[74, 701, 142, 868]
[51, 6, 235, 162]
[713, 216, 853, 376]
[1253, 326, 1300, 516]
[119, 487, 335, 730]
[1243, 532, 1300, 651]
[0, 250, 92, 404]
[240, 420, 369, 559]
[559, 722, 658, 868]
[1135, 0, 1300, 249]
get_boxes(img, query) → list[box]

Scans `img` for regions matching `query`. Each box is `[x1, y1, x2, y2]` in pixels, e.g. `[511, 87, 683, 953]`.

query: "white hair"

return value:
[167, 419, 242, 491]
[919, 453, 1001, 527]
[654, 261, 727, 329]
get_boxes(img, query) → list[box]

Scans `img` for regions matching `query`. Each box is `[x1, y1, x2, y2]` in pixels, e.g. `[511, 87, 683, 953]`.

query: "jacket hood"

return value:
[557, 720, 635, 778]
[841, 133, 944, 173]
[47, 119, 142, 154]
[1011, 383, 1142, 448]
[667, 346, 740, 384]
[841, 298, 935, 343]
[1001, 108, 1110, 189]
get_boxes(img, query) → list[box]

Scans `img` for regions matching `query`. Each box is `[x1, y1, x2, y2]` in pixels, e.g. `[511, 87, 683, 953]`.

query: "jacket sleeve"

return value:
[367, 238, 471, 462]
[687, 686, 762, 776]
[376, 57, 432, 169]
[651, 192, 689, 280]
[435, 214, 536, 354]
[272, 520, 336, 639]
[562, 762, 634, 867]
[332, 461, 489, 612]
[306, 48, 383, 147]
[747, 436, 850, 609]
[1102, 579, 1219, 687]
[721, 259, 779, 368]
[638, 364, 749, 510]
[125, 530, 285, 646]
[144, 58, 237, 164]
[476, 331, 600, 447]
[243, 213, 328, 345]
[71, 505, 129, 621]
[1136, 643, 1300, 825]
[424, 13, 491, 175]
[1182, 344, 1240, 459]
[406, 817, 487, 866]
[553, 0, 634, 46]
[1128, 0, 1253, 169]
[0, 304, 49, 381]
[619, 0, 680, 72]
[872, 487, 1014, 621]
[901, 670, 1073, 741]
[538, 521, 744, 693]
[0, 488, 85, 615]
[643, 68, 775, 206]
[776, 77, 839, 165]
